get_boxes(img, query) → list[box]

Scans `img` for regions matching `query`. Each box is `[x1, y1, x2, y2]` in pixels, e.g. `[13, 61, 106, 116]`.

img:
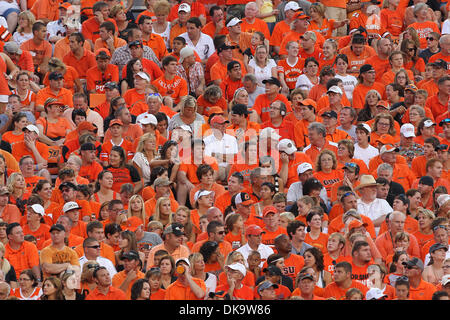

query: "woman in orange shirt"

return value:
[224, 213, 247, 251]
[370, 113, 400, 147]
[12, 71, 37, 118]
[413, 208, 435, 250]
[303, 247, 332, 288]
[313, 149, 343, 199]
[317, 39, 337, 70]
[401, 39, 425, 78]
[93, 170, 119, 206]
[305, 210, 330, 254]
[36, 99, 73, 147]
[308, 2, 348, 39]
[31, 180, 58, 222]
[2, 112, 27, 147]
[146, 267, 166, 300]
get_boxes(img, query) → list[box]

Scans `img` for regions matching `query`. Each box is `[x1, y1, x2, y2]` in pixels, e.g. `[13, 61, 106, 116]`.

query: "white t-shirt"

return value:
[354, 143, 379, 167]
[357, 198, 392, 236]
[335, 74, 358, 102]
[203, 133, 238, 165]
[180, 32, 215, 61]
[442, 19, 450, 35]
[236, 243, 274, 268]
[132, 152, 151, 184]
[79, 255, 117, 278]
[46, 20, 66, 40]
[287, 181, 329, 207]
[153, 23, 171, 49]
[12, 32, 33, 46]
[248, 58, 277, 87]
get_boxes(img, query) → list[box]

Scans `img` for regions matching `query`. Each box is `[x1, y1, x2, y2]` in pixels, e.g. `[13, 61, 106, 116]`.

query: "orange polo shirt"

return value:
[85, 286, 127, 300]
[142, 33, 168, 62]
[152, 75, 188, 105]
[63, 49, 97, 80]
[35, 86, 73, 108]
[20, 39, 52, 68]
[112, 270, 145, 299]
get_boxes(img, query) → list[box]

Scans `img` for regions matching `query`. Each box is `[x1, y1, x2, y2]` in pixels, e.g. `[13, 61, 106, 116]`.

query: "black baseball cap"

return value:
[227, 60, 240, 71]
[321, 110, 338, 119]
[59, 181, 78, 191]
[418, 176, 434, 187]
[431, 59, 447, 70]
[50, 224, 66, 232]
[262, 77, 281, 87]
[122, 250, 140, 261]
[429, 243, 448, 254]
[217, 43, 235, 53]
[128, 40, 143, 47]
[359, 64, 375, 74]
[262, 265, 283, 276]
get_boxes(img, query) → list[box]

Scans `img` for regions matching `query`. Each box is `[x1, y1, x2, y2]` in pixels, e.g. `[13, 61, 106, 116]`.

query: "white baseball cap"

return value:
[297, 162, 313, 175]
[23, 124, 39, 135]
[226, 262, 247, 277]
[260, 127, 281, 141]
[437, 194, 450, 207]
[179, 47, 195, 63]
[194, 190, 214, 202]
[226, 17, 242, 28]
[30, 204, 45, 215]
[327, 85, 343, 95]
[400, 123, 416, 138]
[423, 120, 436, 128]
[442, 274, 450, 286]
[357, 123, 371, 134]
[176, 124, 193, 133]
[176, 258, 190, 267]
[139, 114, 157, 126]
[380, 144, 399, 154]
[278, 139, 297, 155]
[284, 1, 300, 12]
[63, 201, 82, 213]
[178, 3, 191, 13]
[135, 71, 150, 82]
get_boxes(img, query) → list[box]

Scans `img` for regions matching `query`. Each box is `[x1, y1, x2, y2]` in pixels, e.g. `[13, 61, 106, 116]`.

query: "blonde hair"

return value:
[280, 212, 295, 222]
[188, 252, 204, 276]
[136, 133, 157, 155]
[153, 196, 172, 224]
[153, 0, 171, 15]
[7, 172, 25, 194]
[17, 11, 36, 33]
[48, 57, 67, 74]
[127, 194, 146, 222]
[109, 4, 125, 18]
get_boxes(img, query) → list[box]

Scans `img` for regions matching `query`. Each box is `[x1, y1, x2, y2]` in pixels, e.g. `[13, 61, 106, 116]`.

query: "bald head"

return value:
[206, 207, 223, 222]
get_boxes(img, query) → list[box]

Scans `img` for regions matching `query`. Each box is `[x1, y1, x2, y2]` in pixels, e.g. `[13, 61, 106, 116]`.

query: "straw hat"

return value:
[355, 175, 379, 190]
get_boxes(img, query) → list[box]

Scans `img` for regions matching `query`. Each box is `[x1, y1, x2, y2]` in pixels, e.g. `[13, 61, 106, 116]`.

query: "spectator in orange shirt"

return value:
[152, 55, 188, 106]
[85, 266, 127, 300]
[86, 49, 119, 95]
[164, 257, 206, 300]
[403, 257, 437, 300]
[240, 2, 270, 40]
[202, 6, 228, 39]
[3, 42, 34, 74]
[63, 32, 97, 81]
[352, 64, 385, 110]
[20, 21, 52, 77]
[303, 122, 339, 164]
[169, 3, 191, 49]
[82, 1, 117, 50]
[425, 76, 450, 120]
[11, 124, 49, 170]
[138, 15, 168, 62]
[323, 261, 369, 299]
[261, 100, 295, 141]
[94, 21, 127, 56]
[112, 250, 145, 299]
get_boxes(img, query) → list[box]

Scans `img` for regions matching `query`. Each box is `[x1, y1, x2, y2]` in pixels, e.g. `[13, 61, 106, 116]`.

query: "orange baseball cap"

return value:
[245, 224, 265, 236]
[299, 98, 317, 108]
[293, 9, 309, 19]
[59, 2, 72, 10]
[348, 220, 368, 231]
[376, 134, 396, 145]
[110, 119, 124, 126]
[263, 206, 277, 217]
[77, 121, 96, 132]
[376, 100, 390, 109]
[208, 106, 224, 115]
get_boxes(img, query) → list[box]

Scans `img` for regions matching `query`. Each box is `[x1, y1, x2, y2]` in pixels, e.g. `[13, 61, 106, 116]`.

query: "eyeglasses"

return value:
[19, 278, 32, 281]
[87, 264, 100, 269]
[87, 245, 101, 249]
[426, 37, 436, 41]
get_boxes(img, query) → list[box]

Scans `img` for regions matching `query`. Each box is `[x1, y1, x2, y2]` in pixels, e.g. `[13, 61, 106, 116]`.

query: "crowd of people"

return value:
[0, 0, 449, 301]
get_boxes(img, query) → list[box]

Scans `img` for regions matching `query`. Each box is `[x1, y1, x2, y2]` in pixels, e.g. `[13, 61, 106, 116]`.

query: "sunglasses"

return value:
[433, 225, 448, 231]
[426, 37, 436, 41]
[87, 263, 100, 269]
[216, 231, 226, 235]
[341, 192, 355, 199]
[345, 162, 357, 168]
[87, 245, 101, 249]
[149, 267, 161, 272]
[397, 276, 409, 282]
